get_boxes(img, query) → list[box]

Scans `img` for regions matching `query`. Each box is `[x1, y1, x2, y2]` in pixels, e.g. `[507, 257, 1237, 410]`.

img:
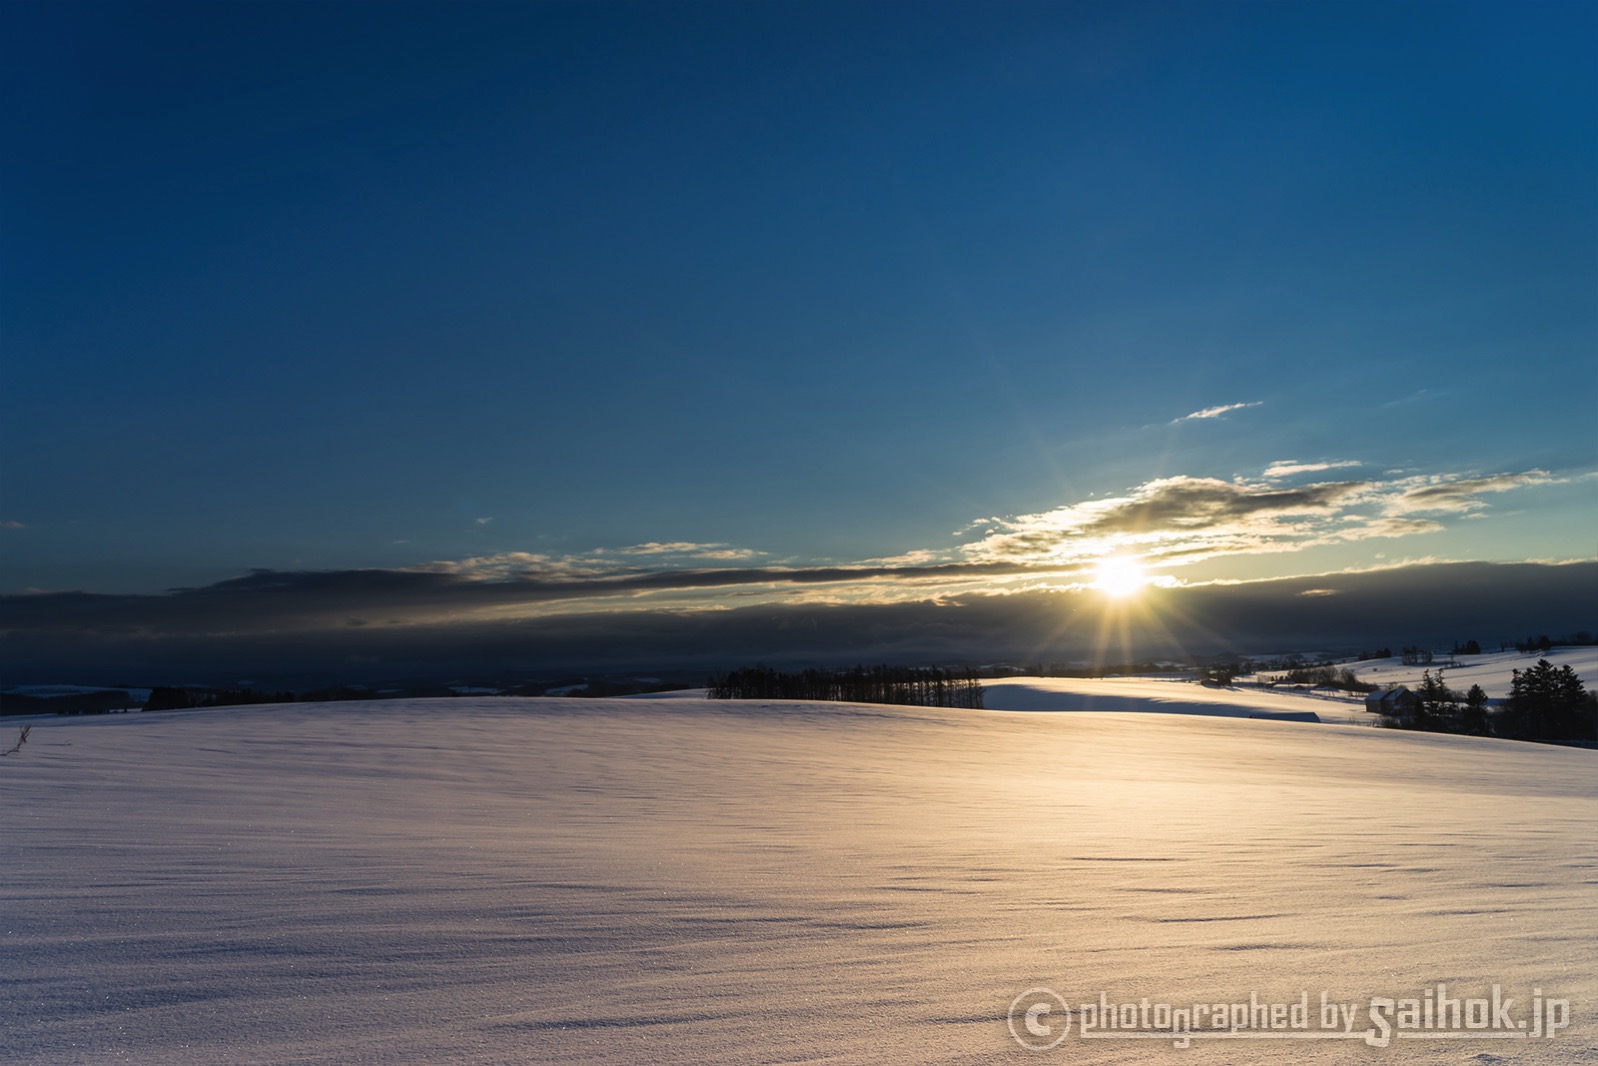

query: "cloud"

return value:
[1171, 401, 1262, 423]
[1075, 477, 1369, 534]
[26, 466, 1530, 639]
[475, 517, 493, 526]
[1381, 389, 1436, 407]
[614, 541, 712, 555]
[1388, 471, 1557, 514]
[951, 466, 1576, 571]
[413, 552, 598, 580]
[860, 549, 943, 567]
[3, 465, 1582, 684]
[4, 562, 1592, 686]
[0, 559, 1059, 638]
[287, 467, 1547, 617]
[959, 476, 1378, 567]
[1263, 460, 1363, 479]
[1, 521, 26, 530]
[612, 541, 764, 561]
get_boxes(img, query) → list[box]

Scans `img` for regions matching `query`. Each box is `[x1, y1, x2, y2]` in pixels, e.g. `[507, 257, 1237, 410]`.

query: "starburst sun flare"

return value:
[1093, 556, 1149, 599]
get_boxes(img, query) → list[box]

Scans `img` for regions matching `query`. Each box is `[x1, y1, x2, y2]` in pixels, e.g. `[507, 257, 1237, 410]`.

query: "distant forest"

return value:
[0, 686, 358, 717]
[708, 665, 985, 710]
[0, 678, 690, 717]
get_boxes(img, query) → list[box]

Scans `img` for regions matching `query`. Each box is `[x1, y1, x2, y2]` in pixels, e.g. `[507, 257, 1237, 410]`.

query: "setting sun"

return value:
[1093, 556, 1148, 598]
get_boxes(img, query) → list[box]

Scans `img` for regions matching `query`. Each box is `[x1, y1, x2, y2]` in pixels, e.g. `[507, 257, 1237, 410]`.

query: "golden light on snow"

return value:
[1092, 555, 1148, 598]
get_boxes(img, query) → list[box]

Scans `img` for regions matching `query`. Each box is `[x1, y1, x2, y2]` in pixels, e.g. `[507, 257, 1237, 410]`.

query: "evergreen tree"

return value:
[1500, 659, 1594, 740]
[1415, 669, 1457, 732]
[1460, 684, 1490, 736]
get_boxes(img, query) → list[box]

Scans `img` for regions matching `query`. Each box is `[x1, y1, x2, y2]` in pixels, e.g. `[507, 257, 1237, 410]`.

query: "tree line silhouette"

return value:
[708, 664, 985, 709]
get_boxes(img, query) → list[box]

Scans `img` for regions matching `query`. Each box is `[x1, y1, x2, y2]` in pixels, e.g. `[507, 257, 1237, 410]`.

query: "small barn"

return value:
[1365, 686, 1420, 719]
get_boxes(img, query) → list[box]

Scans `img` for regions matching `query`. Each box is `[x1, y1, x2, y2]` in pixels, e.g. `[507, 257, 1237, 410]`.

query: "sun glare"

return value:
[1093, 556, 1148, 598]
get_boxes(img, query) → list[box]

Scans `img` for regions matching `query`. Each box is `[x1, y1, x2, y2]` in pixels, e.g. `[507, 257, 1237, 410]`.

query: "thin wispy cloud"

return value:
[1171, 401, 1263, 424]
[611, 541, 764, 561]
[690, 548, 764, 562]
[1263, 460, 1363, 479]
[1387, 471, 1558, 514]
[1381, 389, 1437, 407]
[413, 552, 619, 582]
[1, 521, 26, 531]
[859, 549, 942, 568]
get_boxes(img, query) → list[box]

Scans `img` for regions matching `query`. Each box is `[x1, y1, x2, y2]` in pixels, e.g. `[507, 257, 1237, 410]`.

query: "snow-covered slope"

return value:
[1345, 646, 1598, 696]
[4, 698, 1593, 1063]
[982, 677, 1348, 720]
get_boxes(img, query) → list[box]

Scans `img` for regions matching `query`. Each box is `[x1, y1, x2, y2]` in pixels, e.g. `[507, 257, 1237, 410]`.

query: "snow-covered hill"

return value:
[4, 697, 1593, 1063]
[982, 676, 1352, 720]
[1339, 646, 1598, 696]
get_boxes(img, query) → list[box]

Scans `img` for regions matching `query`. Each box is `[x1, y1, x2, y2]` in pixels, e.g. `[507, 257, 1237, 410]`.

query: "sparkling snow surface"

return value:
[4, 693, 1594, 1063]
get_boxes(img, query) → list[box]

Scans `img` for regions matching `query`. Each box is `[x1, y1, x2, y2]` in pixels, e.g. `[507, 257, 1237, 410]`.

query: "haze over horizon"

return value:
[3, 1, 1594, 682]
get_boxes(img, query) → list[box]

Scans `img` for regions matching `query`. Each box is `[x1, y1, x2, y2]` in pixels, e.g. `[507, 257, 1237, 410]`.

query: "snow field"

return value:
[3, 695, 1593, 1063]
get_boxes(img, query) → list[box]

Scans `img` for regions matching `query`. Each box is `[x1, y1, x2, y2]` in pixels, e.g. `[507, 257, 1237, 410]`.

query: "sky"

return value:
[2, 0, 1595, 682]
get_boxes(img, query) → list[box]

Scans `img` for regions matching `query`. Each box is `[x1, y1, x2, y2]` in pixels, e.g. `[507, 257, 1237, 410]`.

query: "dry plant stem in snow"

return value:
[1, 726, 30, 757]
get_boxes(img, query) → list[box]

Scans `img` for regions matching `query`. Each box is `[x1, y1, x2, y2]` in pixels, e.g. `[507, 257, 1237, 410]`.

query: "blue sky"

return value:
[1, 1, 1594, 677]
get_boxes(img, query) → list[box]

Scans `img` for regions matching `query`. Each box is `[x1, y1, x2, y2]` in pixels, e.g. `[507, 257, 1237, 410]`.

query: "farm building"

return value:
[1365, 686, 1420, 719]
